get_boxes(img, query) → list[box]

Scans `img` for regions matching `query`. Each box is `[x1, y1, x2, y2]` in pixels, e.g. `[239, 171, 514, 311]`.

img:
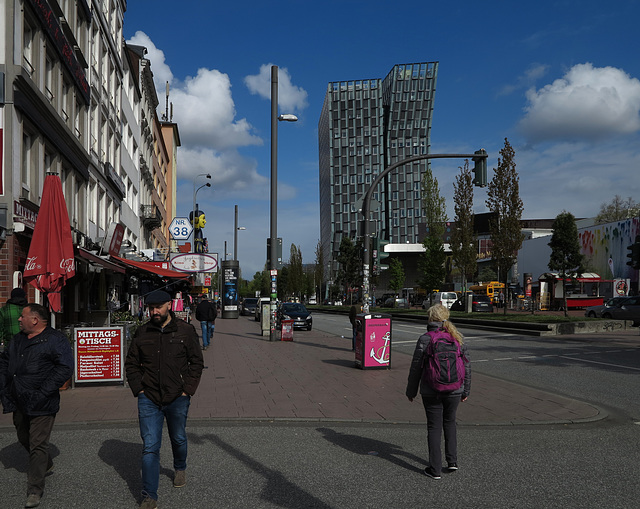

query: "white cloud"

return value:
[125, 32, 262, 184]
[519, 63, 640, 143]
[244, 64, 309, 113]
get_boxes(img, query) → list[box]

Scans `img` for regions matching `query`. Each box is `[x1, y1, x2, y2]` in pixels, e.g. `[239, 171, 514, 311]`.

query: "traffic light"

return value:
[378, 239, 390, 271]
[627, 235, 640, 270]
[472, 149, 488, 187]
[266, 237, 283, 269]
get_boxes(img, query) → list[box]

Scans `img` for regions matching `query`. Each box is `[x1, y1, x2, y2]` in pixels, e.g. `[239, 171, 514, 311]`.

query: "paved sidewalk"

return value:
[0, 314, 605, 429]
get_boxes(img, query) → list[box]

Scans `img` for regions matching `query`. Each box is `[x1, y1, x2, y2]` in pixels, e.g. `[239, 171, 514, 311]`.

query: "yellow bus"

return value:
[468, 281, 505, 303]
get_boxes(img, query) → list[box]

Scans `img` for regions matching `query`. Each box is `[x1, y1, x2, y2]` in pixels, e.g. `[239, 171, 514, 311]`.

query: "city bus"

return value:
[468, 281, 505, 304]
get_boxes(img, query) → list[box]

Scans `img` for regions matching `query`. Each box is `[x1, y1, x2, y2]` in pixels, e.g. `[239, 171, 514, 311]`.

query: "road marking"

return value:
[494, 357, 513, 361]
[559, 356, 640, 371]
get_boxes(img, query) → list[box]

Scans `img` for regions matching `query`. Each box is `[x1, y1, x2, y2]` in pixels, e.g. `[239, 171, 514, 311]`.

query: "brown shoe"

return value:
[173, 469, 186, 488]
[139, 496, 158, 508]
[25, 494, 41, 508]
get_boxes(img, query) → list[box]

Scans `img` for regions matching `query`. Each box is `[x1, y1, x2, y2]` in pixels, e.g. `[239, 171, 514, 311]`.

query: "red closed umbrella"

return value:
[24, 174, 76, 313]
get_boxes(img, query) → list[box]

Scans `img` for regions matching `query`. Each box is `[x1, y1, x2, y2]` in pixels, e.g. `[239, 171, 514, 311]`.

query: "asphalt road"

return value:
[1, 419, 639, 508]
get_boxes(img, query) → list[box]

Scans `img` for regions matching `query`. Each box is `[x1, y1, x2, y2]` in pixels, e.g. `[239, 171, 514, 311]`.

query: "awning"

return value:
[112, 255, 190, 279]
[77, 247, 126, 273]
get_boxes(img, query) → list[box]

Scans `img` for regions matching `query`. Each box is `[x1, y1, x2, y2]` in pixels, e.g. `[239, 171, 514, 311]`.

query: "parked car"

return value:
[600, 295, 640, 324]
[450, 294, 494, 313]
[584, 296, 630, 318]
[422, 291, 458, 310]
[383, 297, 409, 308]
[277, 302, 313, 330]
[255, 297, 271, 321]
[241, 297, 258, 316]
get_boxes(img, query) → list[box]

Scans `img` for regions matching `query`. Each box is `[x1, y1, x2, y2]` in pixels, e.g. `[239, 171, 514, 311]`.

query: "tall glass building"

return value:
[318, 62, 438, 276]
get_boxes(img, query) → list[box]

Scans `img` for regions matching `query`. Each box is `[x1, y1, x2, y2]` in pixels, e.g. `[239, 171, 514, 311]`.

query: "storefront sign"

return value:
[170, 252, 218, 272]
[14, 200, 38, 230]
[74, 326, 124, 383]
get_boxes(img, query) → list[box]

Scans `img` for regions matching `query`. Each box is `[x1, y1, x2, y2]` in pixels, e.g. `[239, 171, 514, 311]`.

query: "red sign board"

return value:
[74, 327, 124, 383]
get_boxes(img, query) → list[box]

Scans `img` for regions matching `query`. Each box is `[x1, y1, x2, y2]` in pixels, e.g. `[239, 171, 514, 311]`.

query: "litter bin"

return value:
[280, 319, 294, 341]
[355, 313, 391, 369]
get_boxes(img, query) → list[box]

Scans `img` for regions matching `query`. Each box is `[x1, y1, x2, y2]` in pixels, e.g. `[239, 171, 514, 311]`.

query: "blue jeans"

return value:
[200, 321, 215, 347]
[137, 393, 191, 501]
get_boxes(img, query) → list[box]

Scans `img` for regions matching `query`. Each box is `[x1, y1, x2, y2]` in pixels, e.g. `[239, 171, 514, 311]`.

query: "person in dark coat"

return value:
[0, 303, 73, 508]
[125, 290, 204, 509]
[406, 304, 471, 480]
[195, 296, 217, 350]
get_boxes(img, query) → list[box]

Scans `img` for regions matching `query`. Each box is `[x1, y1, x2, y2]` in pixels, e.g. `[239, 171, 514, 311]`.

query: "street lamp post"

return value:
[192, 173, 212, 253]
[269, 65, 297, 341]
[361, 152, 488, 313]
[234, 204, 245, 261]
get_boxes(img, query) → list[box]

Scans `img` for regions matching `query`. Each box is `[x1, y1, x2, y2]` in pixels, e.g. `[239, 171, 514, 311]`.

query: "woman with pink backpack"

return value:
[406, 304, 471, 479]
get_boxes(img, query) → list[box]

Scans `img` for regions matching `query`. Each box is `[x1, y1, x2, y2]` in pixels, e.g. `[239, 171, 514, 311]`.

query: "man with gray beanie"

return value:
[125, 290, 204, 509]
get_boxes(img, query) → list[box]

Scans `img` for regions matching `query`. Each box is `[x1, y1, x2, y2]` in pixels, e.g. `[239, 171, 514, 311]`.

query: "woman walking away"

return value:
[406, 304, 471, 479]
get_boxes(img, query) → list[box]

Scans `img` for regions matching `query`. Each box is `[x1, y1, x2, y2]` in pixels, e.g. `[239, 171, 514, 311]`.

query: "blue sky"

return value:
[123, 0, 640, 277]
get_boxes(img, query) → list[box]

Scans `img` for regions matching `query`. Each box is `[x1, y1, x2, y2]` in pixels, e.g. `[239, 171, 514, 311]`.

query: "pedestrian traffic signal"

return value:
[472, 149, 488, 187]
[627, 235, 640, 270]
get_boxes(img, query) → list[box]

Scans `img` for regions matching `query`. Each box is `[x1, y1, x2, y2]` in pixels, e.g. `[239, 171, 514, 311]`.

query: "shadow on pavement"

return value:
[98, 439, 144, 501]
[0, 440, 60, 474]
[316, 427, 424, 475]
[190, 432, 332, 509]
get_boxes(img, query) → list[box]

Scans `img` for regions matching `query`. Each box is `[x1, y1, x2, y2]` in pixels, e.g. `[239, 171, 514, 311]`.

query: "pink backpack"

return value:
[422, 329, 465, 392]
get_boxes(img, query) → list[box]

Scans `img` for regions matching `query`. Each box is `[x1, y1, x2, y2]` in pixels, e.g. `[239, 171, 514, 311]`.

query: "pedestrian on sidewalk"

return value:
[0, 287, 28, 347]
[0, 303, 73, 508]
[195, 295, 217, 350]
[405, 304, 471, 480]
[125, 290, 204, 509]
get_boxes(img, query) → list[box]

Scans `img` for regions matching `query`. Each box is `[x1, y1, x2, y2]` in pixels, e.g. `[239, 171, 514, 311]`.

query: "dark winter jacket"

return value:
[125, 312, 204, 406]
[195, 299, 217, 322]
[0, 327, 73, 415]
[405, 321, 471, 399]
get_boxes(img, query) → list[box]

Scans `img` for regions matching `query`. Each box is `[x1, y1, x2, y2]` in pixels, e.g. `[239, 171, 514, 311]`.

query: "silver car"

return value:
[600, 295, 640, 325]
[584, 296, 631, 318]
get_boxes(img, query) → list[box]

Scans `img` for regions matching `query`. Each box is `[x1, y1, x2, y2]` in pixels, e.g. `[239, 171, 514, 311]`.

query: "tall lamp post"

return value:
[269, 65, 297, 341]
[192, 173, 212, 253]
[234, 204, 245, 261]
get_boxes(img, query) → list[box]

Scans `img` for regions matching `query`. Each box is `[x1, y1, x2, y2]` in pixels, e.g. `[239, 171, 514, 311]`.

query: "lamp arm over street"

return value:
[361, 152, 489, 313]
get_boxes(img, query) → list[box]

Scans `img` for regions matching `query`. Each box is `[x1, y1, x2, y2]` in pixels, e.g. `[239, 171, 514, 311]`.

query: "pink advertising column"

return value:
[355, 313, 391, 369]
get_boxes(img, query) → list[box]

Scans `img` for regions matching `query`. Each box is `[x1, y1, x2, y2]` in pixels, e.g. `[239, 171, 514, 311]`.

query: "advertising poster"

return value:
[74, 327, 124, 383]
[223, 265, 238, 312]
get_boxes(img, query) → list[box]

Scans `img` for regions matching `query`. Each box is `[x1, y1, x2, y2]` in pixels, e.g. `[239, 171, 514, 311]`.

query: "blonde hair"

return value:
[428, 304, 463, 344]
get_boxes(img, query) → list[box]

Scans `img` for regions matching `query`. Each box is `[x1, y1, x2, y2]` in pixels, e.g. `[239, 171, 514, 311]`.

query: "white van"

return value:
[422, 291, 458, 310]
[255, 297, 271, 321]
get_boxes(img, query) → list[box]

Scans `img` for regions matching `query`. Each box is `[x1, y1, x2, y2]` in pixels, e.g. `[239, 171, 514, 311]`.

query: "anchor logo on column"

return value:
[370, 331, 390, 364]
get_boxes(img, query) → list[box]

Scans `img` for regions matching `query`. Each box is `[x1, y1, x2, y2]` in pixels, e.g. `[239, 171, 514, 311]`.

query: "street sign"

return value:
[169, 217, 193, 240]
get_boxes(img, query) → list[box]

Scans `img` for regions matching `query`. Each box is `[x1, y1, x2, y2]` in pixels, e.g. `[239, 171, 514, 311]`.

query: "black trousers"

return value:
[13, 409, 56, 496]
[422, 394, 460, 474]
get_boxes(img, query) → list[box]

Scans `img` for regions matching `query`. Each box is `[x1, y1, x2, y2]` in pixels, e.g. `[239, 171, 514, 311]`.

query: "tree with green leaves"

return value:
[336, 237, 363, 304]
[314, 240, 325, 303]
[287, 244, 304, 301]
[248, 271, 269, 297]
[418, 166, 447, 294]
[451, 160, 477, 291]
[388, 258, 406, 295]
[595, 195, 640, 224]
[486, 138, 525, 314]
[548, 211, 584, 317]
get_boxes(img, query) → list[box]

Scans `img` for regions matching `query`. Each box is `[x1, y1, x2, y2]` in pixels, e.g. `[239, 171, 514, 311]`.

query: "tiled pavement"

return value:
[0, 313, 605, 428]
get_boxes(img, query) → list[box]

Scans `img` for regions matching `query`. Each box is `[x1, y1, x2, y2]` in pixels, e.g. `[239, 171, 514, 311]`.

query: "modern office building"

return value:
[318, 62, 438, 281]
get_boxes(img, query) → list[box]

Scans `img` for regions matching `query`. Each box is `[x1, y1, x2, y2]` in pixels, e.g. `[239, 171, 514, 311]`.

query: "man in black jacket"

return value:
[125, 290, 204, 509]
[0, 303, 73, 508]
[195, 295, 217, 350]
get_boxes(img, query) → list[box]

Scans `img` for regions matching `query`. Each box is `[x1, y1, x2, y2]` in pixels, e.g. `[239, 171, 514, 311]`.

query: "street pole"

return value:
[234, 205, 238, 261]
[269, 65, 279, 341]
[361, 152, 488, 313]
